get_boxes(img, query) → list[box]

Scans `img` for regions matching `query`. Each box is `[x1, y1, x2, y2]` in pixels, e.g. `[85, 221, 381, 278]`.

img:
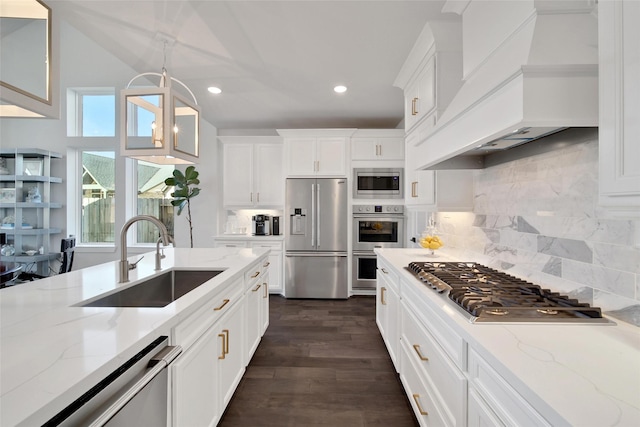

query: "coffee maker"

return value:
[251, 214, 270, 236]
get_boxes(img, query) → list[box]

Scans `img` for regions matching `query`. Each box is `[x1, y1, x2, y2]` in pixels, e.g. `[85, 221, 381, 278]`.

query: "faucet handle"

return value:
[129, 255, 144, 270]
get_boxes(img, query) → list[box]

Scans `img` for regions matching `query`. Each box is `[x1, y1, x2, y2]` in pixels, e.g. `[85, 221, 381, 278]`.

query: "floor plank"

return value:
[219, 295, 418, 427]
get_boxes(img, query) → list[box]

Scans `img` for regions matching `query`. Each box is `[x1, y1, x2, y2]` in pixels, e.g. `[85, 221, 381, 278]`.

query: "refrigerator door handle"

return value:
[316, 183, 321, 249]
[311, 183, 316, 248]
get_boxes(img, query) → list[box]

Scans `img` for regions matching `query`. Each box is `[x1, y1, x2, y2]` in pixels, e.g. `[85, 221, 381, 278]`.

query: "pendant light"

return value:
[120, 40, 200, 165]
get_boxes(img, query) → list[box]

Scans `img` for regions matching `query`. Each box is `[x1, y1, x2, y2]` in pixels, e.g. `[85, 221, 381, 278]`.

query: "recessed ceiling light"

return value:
[208, 86, 222, 94]
[333, 85, 347, 93]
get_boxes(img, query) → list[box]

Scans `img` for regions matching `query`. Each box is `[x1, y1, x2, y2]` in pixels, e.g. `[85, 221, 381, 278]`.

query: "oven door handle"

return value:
[352, 215, 404, 220]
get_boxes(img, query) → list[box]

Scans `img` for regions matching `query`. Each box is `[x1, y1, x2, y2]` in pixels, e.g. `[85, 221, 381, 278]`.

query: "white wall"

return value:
[0, 18, 219, 269]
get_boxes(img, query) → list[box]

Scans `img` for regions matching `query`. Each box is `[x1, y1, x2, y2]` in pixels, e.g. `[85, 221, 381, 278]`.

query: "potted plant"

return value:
[165, 166, 200, 248]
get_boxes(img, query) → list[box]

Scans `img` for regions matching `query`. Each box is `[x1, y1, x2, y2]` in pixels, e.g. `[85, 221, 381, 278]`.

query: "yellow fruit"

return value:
[428, 241, 441, 250]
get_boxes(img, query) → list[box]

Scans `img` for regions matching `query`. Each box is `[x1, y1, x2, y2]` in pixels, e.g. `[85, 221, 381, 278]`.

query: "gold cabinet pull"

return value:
[412, 97, 419, 115]
[252, 283, 261, 292]
[222, 329, 229, 354]
[263, 282, 268, 298]
[381, 286, 387, 305]
[250, 192, 253, 202]
[257, 192, 260, 202]
[251, 271, 260, 278]
[213, 299, 230, 311]
[381, 268, 388, 274]
[412, 394, 428, 415]
[218, 333, 226, 359]
[411, 181, 418, 198]
[413, 344, 429, 361]
[263, 261, 270, 267]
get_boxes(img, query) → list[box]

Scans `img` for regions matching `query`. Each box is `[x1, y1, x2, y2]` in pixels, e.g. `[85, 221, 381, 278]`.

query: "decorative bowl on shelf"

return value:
[24, 250, 37, 256]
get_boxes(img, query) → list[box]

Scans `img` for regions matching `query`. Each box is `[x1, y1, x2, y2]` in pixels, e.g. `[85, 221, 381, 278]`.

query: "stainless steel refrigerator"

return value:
[285, 178, 348, 298]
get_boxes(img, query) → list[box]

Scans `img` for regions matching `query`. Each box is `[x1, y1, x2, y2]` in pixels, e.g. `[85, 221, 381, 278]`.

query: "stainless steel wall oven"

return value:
[352, 205, 404, 291]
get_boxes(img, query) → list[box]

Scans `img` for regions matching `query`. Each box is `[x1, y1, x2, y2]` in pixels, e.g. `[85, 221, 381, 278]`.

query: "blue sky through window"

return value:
[82, 94, 115, 137]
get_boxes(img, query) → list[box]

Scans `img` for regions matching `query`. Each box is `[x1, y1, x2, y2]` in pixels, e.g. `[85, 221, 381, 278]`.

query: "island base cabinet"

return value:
[468, 387, 506, 427]
[172, 297, 247, 427]
[467, 348, 553, 427]
[172, 323, 220, 427]
[399, 338, 448, 427]
[376, 260, 400, 372]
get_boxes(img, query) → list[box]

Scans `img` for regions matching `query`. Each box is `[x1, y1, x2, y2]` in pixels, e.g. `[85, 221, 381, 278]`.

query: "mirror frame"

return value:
[0, 0, 58, 118]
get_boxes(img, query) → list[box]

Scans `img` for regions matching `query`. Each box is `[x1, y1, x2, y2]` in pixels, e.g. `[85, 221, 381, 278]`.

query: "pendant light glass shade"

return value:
[120, 71, 200, 165]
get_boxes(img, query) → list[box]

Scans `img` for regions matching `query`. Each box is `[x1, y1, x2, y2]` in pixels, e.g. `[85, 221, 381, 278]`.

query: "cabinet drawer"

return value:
[400, 338, 448, 427]
[173, 277, 244, 350]
[402, 302, 466, 426]
[468, 348, 552, 427]
[249, 240, 283, 250]
[244, 262, 264, 286]
[377, 257, 399, 293]
[402, 277, 466, 369]
[215, 240, 249, 248]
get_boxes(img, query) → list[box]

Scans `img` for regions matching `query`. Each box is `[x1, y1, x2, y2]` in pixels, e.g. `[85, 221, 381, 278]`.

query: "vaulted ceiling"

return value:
[50, 1, 458, 130]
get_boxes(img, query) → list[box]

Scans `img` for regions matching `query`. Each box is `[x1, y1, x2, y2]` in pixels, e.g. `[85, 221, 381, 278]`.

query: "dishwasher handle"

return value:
[88, 345, 182, 427]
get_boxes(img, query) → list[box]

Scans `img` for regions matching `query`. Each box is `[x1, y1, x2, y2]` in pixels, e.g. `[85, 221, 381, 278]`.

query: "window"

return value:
[135, 160, 175, 243]
[81, 151, 115, 243]
[67, 88, 115, 137]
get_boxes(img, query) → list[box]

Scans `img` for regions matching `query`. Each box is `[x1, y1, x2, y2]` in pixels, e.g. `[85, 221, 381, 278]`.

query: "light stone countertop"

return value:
[0, 247, 269, 427]
[375, 248, 640, 427]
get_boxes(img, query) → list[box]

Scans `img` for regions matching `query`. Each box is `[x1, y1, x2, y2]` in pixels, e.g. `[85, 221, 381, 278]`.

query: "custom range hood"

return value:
[418, 2, 599, 170]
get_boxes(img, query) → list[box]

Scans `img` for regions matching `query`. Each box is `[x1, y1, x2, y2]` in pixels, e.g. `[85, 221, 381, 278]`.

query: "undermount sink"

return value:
[79, 269, 225, 308]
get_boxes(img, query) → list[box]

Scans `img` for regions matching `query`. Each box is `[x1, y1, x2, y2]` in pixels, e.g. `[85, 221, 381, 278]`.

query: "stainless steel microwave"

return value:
[353, 168, 403, 199]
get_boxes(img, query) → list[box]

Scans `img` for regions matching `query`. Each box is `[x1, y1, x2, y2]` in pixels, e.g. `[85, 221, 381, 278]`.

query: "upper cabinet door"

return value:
[315, 137, 346, 176]
[222, 144, 253, 206]
[254, 144, 284, 206]
[286, 138, 317, 176]
[599, 0, 640, 216]
[351, 137, 404, 161]
[285, 137, 347, 177]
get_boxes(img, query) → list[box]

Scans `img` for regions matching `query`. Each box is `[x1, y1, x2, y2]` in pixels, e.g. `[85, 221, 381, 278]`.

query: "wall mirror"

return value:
[0, 0, 51, 105]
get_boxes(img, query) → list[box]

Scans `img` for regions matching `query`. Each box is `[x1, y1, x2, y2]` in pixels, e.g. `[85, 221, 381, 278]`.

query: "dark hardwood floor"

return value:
[219, 295, 418, 427]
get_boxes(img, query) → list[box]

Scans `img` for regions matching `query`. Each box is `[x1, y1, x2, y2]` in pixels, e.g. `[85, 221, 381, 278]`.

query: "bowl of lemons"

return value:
[419, 234, 443, 256]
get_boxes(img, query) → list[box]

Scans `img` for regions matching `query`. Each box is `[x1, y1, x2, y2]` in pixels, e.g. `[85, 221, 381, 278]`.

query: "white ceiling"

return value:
[50, 0, 458, 131]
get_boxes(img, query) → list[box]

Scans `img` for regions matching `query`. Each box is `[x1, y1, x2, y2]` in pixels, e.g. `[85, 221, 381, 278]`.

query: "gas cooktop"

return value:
[406, 262, 614, 324]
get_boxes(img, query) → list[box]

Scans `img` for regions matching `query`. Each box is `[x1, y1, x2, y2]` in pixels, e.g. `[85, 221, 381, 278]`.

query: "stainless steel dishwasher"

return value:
[43, 336, 182, 427]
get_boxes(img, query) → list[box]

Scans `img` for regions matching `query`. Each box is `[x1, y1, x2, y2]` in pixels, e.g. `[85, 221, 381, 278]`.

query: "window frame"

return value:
[67, 87, 116, 137]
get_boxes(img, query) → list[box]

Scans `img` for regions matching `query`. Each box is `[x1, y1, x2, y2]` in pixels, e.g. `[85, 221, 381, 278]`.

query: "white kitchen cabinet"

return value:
[284, 137, 347, 176]
[351, 136, 404, 161]
[467, 348, 552, 427]
[468, 387, 505, 427]
[598, 0, 640, 217]
[404, 56, 436, 134]
[172, 256, 267, 427]
[217, 294, 246, 409]
[172, 275, 246, 427]
[376, 257, 400, 372]
[214, 237, 283, 294]
[404, 129, 473, 211]
[249, 240, 283, 294]
[245, 257, 270, 362]
[220, 138, 284, 208]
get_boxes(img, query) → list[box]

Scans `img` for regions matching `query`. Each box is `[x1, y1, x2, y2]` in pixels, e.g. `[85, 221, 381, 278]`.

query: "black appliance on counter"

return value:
[406, 262, 613, 324]
[271, 216, 280, 236]
[251, 215, 270, 236]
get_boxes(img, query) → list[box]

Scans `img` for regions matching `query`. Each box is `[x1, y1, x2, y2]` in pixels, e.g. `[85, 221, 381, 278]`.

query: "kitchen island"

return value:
[0, 247, 270, 426]
[376, 248, 640, 427]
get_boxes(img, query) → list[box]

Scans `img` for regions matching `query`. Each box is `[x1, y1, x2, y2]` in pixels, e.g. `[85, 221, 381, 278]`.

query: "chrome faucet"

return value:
[119, 215, 172, 283]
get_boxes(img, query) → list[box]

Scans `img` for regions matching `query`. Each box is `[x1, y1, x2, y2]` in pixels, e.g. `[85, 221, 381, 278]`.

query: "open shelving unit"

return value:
[0, 148, 63, 277]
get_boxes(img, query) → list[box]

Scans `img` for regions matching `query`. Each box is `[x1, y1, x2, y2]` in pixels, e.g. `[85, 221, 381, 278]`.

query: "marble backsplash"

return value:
[433, 130, 640, 326]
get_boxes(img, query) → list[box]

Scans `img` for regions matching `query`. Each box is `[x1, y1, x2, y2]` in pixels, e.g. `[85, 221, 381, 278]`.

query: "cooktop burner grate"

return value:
[406, 261, 612, 323]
